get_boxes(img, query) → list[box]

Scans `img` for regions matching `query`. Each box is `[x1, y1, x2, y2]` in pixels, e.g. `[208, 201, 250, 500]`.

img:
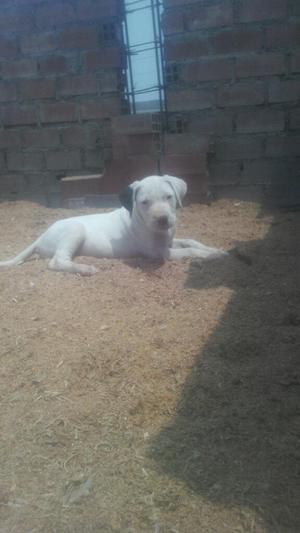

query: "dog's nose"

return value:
[157, 215, 169, 226]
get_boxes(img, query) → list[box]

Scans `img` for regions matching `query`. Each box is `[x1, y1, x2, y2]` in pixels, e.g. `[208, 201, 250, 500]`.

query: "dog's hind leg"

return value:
[48, 223, 98, 276]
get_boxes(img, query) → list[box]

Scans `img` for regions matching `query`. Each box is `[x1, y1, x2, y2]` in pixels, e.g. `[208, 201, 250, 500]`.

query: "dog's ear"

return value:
[119, 181, 140, 214]
[163, 175, 187, 207]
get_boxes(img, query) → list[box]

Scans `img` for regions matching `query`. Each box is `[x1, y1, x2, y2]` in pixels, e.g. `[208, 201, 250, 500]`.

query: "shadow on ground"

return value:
[149, 207, 300, 532]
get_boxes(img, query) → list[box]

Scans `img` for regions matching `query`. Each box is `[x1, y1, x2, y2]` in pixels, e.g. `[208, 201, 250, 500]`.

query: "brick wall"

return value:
[0, 0, 124, 204]
[163, 0, 300, 196]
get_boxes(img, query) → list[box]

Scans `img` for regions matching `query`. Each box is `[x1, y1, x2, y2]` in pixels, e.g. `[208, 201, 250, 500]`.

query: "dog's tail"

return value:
[0, 240, 38, 268]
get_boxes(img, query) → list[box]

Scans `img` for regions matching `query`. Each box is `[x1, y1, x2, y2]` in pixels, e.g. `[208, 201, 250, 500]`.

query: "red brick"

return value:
[81, 98, 121, 120]
[1, 105, 37, 126]
[182, 58, 232, 82]
[289, 108, 300, 129]
[83, 48, 122, 70]
[0, 8, 34, 32]
[186, 1, 233, 31]
[167, 89, 214, 111]
[84, 149, 103, 168]
[162, 10, 184, 35]
[40, 102, 77, 123]
[291, 53, 300, 73]
[76, 0, 119, 20]
[1, 59, 37, 79]
[58, 27, 99, 50]
[0, 82, 17, 102]
[58, 76, 97, 97]
[217, 81, 265, 107]
[46, 150, 82, 171]
[210, 27, 263, 55]
[62, 126, 86, 146]
[266, 22, 300, 49]
[36, 3, 75, 28]
[38, 56, 69, 76]
[22, 128, 60, 148]
[236, 109, 285, 133]
[0, 129, 20, 148]
[20, 33, 56, 55]
[269, 80, 300, 103]
[7, 151, 45, 171]
[216, 136, 264, 160]
[111, 114, 154, 135]
[266, 135, 300, 157]
[165, 37, 209, 61]
[238, 0, 288, 22]
[20, 79, 56, 100]
[0, 36, 18, 58]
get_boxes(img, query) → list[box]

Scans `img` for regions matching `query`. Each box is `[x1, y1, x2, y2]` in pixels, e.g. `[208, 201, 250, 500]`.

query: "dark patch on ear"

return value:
[119, 185, 133, 214]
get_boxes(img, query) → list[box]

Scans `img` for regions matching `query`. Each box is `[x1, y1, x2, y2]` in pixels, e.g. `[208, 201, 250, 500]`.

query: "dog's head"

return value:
[119, 175, 187, 233]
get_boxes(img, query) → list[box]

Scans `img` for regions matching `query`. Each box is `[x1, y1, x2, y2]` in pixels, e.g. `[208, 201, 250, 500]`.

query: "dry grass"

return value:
[0, 198, 299, 532]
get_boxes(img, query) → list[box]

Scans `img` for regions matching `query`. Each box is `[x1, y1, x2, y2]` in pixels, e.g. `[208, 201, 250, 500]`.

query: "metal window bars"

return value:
[121, 0, 166, 116]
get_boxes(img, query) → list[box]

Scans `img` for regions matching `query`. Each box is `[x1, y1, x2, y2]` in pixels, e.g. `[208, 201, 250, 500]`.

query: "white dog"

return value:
[0, 175, 227, 276]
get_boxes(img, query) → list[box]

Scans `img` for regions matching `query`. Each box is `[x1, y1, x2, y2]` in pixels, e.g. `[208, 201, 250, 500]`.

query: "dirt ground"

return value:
[0, 198, 299, 533]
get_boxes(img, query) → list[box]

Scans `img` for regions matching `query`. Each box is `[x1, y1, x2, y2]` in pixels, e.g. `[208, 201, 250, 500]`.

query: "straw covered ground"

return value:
[0, 197, 299, 533]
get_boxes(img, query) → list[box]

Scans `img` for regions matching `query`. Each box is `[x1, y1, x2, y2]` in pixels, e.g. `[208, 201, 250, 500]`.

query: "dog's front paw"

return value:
[78, 264, 98, 276]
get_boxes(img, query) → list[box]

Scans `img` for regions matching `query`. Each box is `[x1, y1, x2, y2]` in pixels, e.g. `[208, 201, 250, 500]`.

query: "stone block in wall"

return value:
[58, 27, 99, 50]
[57, 75, 98, 97]
[236, 109, 285, 133]
[83, 48, 122, 70]
[38, 56, 70, 76]
[111, 114, 154, 135]
[162, 10, 185, 35]
[36, 2, 75, 29]
[181, 58, 232, 83]
[237, 0, 288, 23]
[84, 149, 104, 169]
[1, 105, 37, 126]
[0, 36, 18, 58]
[22, 128, 60, 148]
[0, 82, 17, 102]
[0, 129, 21, 148]
[40, 102, 78, 123]
[76, 0, 120, 20]
[7, 151, 45, 171]
[216, 136, 264, 161]
[20, 79, 56, 100]
[164, 134, 210, 154]
[291, 53, 300, 73]
[0, 7, 34, 32]
[1, 58, 37, 78]
[217, 81, 265, 107]
[209, 161, 241, 185]
[289, 108, 300, 130]
[167, 89, 214, 111]
[20, 32, 56, 55]
[165, 36, 209, 61]
[62, 126, 86, 147]
[188, 111, 233, 135]
[241, 159, 291, 185]
[269, 80, 300, 103]
[80, 97, 121, 120]
[185, 1, 233, 32]
[210, 27, 263, 55]
[236, 53, 286, 78]
[265, 135, 300, 158]
[266, 22, 300, 50]
[46, 150, 82, 171]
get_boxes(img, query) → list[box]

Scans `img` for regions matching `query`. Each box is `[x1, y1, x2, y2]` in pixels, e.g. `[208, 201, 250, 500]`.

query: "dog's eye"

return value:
[141, 199, 149, 206]
[166, 194, 172, 200]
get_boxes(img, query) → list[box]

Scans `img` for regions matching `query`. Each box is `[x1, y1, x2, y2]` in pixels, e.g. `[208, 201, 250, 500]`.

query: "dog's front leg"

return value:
[168, 239, 228, 260]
